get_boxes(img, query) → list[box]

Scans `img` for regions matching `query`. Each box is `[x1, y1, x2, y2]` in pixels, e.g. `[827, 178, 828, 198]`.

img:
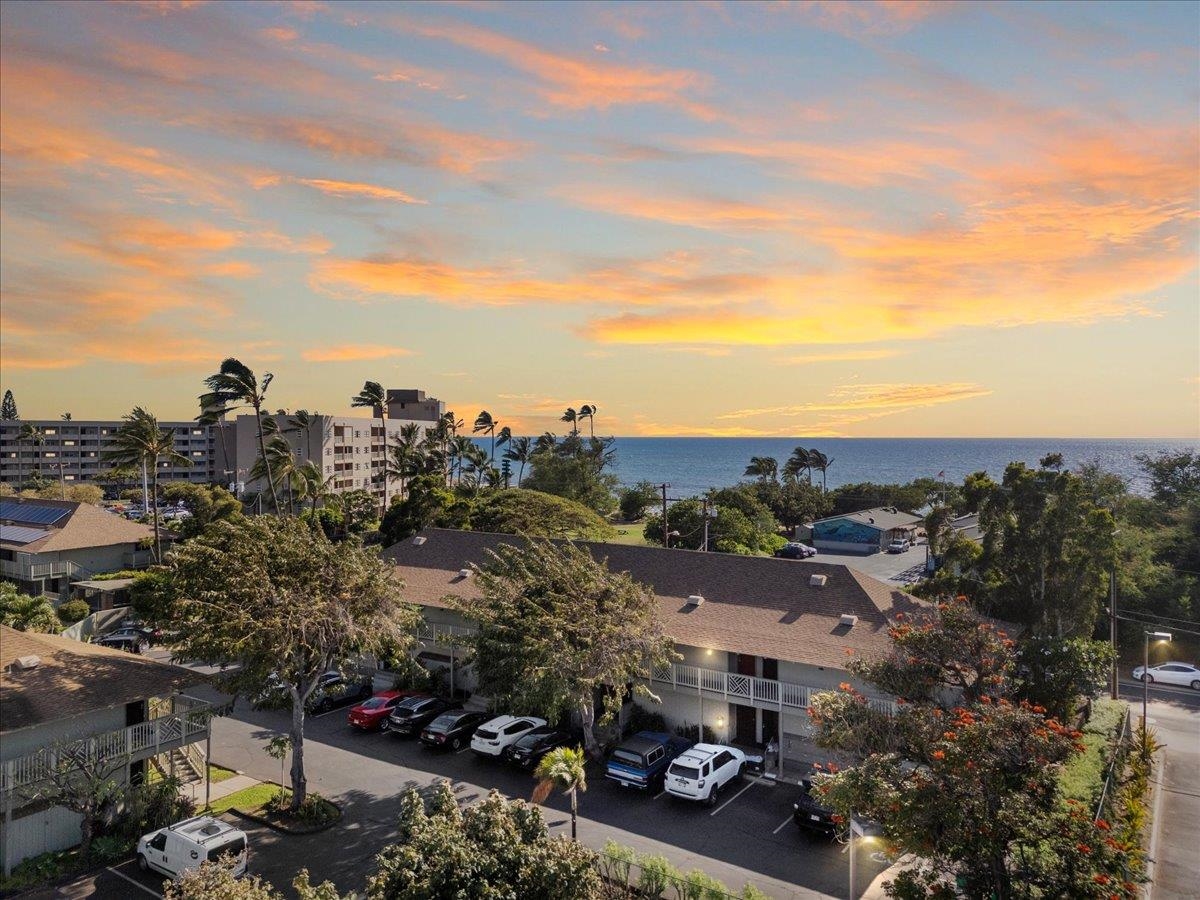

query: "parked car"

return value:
[504, 726, 576, 769]
[348, 690, 419, 731]
[1132, 661, 1200, 690]
[94, 633, 148, 654]
[419, 710, 492, 751]
[137, 815, 248, 879]
[385, 696, 462, 736]
[470, 714, 547, 757]
[307, 674, 373, 714]
[254, 670, 342, 709]
[606, 731, 694, 791]
[664, 743, 746, 806]
[774, 542, 816, 560]
[887, 538, 912, 553]
[792, 778, 838, 836]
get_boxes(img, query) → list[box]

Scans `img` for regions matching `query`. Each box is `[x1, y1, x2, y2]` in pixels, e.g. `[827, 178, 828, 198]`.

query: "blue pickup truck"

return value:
[606, 732, 694, 791]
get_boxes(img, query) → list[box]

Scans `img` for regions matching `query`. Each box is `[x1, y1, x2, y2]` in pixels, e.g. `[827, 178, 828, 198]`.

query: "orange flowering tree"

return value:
[809, 601, 1138, 897]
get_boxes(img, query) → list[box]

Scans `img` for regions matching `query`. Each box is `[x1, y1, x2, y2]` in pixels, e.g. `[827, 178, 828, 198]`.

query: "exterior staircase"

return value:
[152, 744, 206, 785]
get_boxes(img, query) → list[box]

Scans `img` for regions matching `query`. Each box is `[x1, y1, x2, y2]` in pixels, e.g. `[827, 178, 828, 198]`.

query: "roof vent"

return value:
[809, 574, 827, 588]
[839, 614, 858, 627]
[686, 594, 705, 606]
[13, 655, 41, 670]
[458, 568, 472, 579]
[412, 536, 427, 546]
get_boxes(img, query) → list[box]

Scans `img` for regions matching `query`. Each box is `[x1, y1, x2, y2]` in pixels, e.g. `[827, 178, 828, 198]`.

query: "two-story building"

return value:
[1, 499, 154, 599]
[0, 626, 214, 875]
[383, 529, 924, 773]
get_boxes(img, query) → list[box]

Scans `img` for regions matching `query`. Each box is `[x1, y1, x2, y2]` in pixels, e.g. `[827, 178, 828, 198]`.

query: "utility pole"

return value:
[1109, 570, 1119, 700]
[659, 483, 670, 548]
[701, 498, 718, 551]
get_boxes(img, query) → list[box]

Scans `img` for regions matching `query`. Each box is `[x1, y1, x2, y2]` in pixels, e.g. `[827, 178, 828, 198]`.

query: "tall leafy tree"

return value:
[287, 409, 318, 463]
[155, 516, 418, 808]
[104, 407, 190, 561]
[807, 448, 834, 492]
[560, 407, 578, 436]
[473, 409, 500, 462]
[471, 489, 616, 539]
[250, 435, 299, 514]
[532, 746, 587, 840]
[503, 436, 532, 486]
[351, 381, 389, 510]
[385, 422, 424, 499]
[534, 431, 557, 454]
[578, 403, 597, 438]
[202, 359, 279, 512]
[454, 538, 675, 757]
[0, 389, 17, 420]
[17, 422, 44, 488]
[783, 446, 812, 484]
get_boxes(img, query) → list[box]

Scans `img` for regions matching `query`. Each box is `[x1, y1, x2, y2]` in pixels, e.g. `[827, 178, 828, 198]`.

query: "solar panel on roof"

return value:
[0, 524, 51, 545]
[0, 501, 70, 526]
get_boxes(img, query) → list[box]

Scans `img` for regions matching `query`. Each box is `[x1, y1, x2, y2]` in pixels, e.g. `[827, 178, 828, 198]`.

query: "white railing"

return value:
[647, 663, 895, 715]
[415, 621, 476, 645]
[1, 705, 213, 795]
[0, 558, 79, 581]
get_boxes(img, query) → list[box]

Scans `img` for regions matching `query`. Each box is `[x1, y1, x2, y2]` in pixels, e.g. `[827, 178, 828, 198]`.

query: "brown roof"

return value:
[0, 500, 153, 554]
[383, 529, 929, 670]
[0, 626, 199, 733]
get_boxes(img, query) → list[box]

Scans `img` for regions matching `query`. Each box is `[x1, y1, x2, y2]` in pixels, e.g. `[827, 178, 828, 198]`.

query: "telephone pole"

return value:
[659, 483, 670, 548]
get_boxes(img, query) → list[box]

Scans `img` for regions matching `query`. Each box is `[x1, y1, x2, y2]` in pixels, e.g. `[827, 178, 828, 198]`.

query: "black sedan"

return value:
[385, 696, 462, 736]
[419, 710, 491, 751]
[307, 675, 373, 714]
[503, 726, 576, 769]
[792, 778, 838, 837]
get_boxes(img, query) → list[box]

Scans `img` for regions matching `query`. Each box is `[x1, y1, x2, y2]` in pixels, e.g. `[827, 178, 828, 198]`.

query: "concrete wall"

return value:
[2, 804, 83, 874]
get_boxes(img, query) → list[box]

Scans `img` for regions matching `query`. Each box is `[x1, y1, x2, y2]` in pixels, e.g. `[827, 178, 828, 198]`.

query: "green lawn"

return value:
[605, 524, 652, 547]
[207, 784, 289, 816]
[149, 763, 238, 785]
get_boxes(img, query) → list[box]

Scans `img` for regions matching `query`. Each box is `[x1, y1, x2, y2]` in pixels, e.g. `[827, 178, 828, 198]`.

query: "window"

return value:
[504, 721, 529, 735]
[149, 834, 167, 852]
[192, 429, 203, 435]
[648, 747, 663, 764]
[63, 440, 75, 446]
[713, 751, 734, 768]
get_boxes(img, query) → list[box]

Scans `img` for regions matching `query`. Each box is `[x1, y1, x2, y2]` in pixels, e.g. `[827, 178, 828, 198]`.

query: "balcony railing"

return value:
[1, 703, 214, 796]
[415, 621, 476, 645]
[648, 662, 896, 715]
[0, 558, 79, 581]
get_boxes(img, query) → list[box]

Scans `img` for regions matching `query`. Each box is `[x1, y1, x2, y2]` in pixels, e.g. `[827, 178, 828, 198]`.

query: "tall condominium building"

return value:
[0, 420, 218, 487]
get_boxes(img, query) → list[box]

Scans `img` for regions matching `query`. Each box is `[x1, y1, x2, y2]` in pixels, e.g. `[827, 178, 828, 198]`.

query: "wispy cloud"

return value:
[301, 344, 413, 362]
[716, 382, 992, 420]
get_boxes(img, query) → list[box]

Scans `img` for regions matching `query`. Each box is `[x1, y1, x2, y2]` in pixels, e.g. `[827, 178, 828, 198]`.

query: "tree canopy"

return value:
[452, 538, 675, 756]
[0, 581, 61, 632]
[149, 516, 418, 808]
[470, 489, 616, 540]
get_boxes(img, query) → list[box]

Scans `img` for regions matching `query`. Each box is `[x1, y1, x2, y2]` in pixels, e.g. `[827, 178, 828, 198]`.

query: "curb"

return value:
[1144, 747, 1167, 899]
[228, 800, 342, 835]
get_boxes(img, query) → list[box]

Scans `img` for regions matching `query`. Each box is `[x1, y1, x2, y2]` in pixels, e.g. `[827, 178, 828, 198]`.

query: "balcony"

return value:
[415, 621, 476, 645]
[648, 662, 896, 715]
[0, 558, 78, 581]
[1, 699, 219, 796]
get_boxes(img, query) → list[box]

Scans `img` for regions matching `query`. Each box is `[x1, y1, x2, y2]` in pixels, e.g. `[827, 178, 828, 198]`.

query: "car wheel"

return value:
[137, 854, 149, 872]
[451, 736, 463, 751]
[379, 718, 389, 732]
[706, 784, 720, 807]
[1191, 680, 1200, 691]
[1145, 674, 1154, 684]
[737, 761, 746, 779]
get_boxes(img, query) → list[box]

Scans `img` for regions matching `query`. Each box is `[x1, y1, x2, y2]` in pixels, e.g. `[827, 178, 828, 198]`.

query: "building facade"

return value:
[0, 420, 217, 489]
[384, 529, 919, 775]
[810, 507, 923, 554]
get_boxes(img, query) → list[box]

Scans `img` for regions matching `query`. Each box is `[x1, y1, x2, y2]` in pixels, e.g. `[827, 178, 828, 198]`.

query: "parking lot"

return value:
[798, 543, 928, 586]
[46, 695, 889, 899]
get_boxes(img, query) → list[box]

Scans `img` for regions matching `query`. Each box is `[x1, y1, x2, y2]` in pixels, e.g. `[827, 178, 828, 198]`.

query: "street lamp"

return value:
[848, 815, 874, 899]
[716, 715, 726, 745]
[1142, 630, 1172, 743]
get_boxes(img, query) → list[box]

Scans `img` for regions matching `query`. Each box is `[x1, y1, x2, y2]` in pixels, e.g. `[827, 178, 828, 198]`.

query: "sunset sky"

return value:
[1, 0, 1197, 437]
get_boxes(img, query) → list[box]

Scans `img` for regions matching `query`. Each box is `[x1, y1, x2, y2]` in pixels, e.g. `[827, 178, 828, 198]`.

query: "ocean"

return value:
[596, 438, 1198, 499]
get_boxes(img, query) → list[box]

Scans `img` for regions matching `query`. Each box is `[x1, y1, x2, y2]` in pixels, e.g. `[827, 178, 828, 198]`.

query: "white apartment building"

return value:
[0, 420, 217, 489]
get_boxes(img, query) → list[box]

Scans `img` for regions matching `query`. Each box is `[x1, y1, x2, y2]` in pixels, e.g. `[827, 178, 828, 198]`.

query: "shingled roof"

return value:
[0, 626, 199, 733]
[0, 499, 153, 554]
[382, 529, 929, 670]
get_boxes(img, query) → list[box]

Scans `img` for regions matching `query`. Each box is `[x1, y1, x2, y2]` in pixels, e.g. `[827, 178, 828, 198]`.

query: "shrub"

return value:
[269, 792, 339, 827]
[674, 721, 718, 744]
[108, 778, 196, 847]
[87, 835, 128, 864]
[676, 868, 728, 900]
[626, 704, 668, 736]
[56, 599, 91, 625]
[619, 482, 660, 522]
[638, 854, 677, 898]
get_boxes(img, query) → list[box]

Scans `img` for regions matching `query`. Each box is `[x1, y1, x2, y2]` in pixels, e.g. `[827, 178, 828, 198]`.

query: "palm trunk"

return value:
[254, 401, 280, 512]
[215, 415, 229, 484]
[57, 464, 66, 499]
[378, 415, 388, 512]
[150, 464, 162, 562]
[490, 431, 495, 464]
[579, 701, 600, 759]
[570, 787, 578, 840]
[289, 690, 307, 810]
[518, 460, 525, 486]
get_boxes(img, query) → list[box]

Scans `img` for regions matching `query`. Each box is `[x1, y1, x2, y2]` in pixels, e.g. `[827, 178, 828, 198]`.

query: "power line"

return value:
[1116, 608, 1200, 629]
[1113, 614, 1200, 638]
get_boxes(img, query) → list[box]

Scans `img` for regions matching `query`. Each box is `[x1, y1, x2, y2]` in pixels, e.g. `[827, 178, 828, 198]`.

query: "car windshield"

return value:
[669, 763, 699, 780]
[427, 714, 458, 731]
[475, 728, 498, 741]
[207, 837, 246, 862]
[611, 750, 643, 767]
[359, 697, 390, 710]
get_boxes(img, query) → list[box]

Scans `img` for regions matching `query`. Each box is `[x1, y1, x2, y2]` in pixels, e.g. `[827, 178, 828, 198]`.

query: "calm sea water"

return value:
[598, 438, 1198, 498]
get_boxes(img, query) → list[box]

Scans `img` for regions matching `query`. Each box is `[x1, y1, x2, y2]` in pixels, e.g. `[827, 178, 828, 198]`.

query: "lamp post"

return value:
[1142, 630, 1172, 745]
[848, 815, 872, 899]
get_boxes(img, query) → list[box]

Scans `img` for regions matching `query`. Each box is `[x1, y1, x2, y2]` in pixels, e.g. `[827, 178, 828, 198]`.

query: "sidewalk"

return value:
[178, 772, 261, 807]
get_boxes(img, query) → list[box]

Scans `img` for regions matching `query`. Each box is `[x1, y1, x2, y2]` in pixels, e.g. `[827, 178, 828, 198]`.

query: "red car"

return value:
[347, 690, 419, 731]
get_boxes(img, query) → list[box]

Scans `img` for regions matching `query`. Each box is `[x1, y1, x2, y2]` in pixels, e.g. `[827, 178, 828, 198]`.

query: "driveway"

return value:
[796, 544, 928, 586]
[1146, 695, 1200, 898]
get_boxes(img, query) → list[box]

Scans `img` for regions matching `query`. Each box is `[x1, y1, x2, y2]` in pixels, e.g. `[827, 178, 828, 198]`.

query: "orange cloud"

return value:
[395, 17, 715, 118]
[717, 383, 992, 420]
[294, 178, 428, 205]
[781, 1, 947, 37]
[301, 344, 413, 362]
[561, 187, 818, 232]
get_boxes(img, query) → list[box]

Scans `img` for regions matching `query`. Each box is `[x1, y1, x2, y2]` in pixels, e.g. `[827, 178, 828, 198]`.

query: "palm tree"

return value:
[287, 410, 316, 463]
[197, 404, 232, 485]
[561, 407, 579, 436]
[105, 407, 191, 561]
[473, 410, 499, 463]
[386, 422, 424, 498]
[351, 381, 388, 510]
[503, 436, 532, 486]
[534, 431, 557, 454]
[808, 449, 835, 493]
[784, 446, 813, 484]
[449, 434, 474, 485]
[496, 425, 512, 453]
[744, 456, 778, 483]
[202, 359, 279, 512]
[250, 436, 298, 514]
[531, 746, 588, 840]
[295, 460, 339, 523]
[17, 423, 42, 489]
[60, 412, 72, 421]
[578, 404, 597, 438]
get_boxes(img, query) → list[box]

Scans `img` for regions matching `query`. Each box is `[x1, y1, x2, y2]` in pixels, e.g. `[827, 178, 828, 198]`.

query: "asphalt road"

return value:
[41, 696, 885, 899]
[1145, 697, 1200, 898]
[1117, 679, 1200, 710]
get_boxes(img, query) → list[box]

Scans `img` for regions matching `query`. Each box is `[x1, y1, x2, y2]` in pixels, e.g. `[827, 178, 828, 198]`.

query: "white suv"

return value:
[470, 714, 547, 757]
[665, 744, 747, 805]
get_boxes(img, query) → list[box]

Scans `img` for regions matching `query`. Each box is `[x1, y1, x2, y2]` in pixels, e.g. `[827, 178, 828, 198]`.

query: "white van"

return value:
[137, 815, 248, 879]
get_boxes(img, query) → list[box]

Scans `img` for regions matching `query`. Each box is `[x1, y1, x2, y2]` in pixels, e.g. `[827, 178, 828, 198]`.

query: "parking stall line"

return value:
[709, 776, 763, 817]
[652, 789, 667, 800]
[772, 814, 794, 835]
[107, 867, 163, 899]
